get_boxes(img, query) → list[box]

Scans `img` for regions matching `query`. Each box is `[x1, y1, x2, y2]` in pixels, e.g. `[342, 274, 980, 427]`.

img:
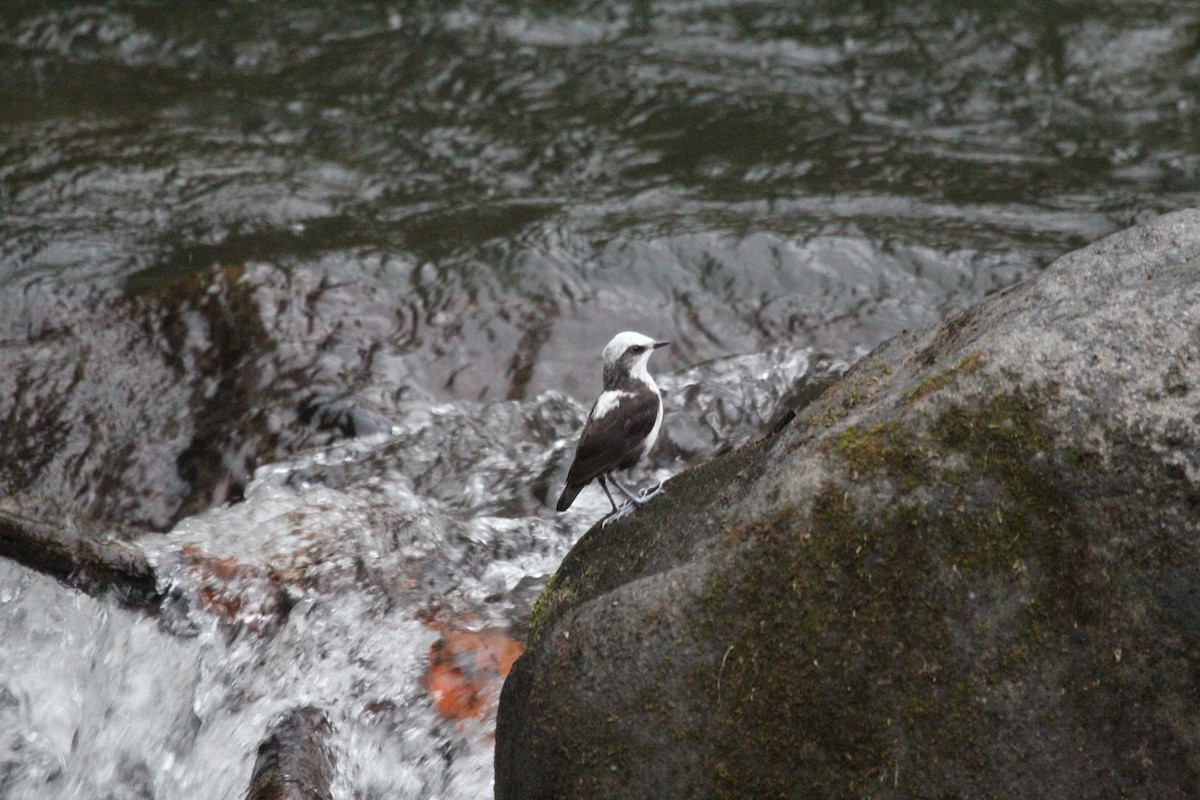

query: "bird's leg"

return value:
[640, 482, 664, 501]
[599, 474, 636, 528]
[601, 504, 636, 528]
[597, 475, 622, 514]
[607, 475, 641, 503]
[609, 474, 664, 505]
[638, 479, 665, 502]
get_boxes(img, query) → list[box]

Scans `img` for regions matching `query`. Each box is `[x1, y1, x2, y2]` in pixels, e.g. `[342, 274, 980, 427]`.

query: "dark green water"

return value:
[5, 0, 1199, 529]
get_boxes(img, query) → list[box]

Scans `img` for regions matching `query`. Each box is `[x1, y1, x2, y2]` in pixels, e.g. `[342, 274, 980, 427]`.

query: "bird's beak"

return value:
[653, 341, 670, 349]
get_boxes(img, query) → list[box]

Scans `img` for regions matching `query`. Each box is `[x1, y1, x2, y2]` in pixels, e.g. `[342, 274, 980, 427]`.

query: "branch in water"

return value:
[0, 509, 163, 613]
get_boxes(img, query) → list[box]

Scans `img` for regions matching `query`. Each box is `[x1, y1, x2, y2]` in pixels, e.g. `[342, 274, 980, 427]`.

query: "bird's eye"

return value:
[631, 346, 644, 353]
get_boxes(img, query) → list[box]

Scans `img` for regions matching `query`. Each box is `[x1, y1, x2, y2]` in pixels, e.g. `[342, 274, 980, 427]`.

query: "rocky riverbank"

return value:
[496, 210, 1200, 799]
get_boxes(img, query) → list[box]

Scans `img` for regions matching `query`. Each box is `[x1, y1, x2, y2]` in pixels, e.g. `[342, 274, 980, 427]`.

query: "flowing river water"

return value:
[2, 2, 1199, 798]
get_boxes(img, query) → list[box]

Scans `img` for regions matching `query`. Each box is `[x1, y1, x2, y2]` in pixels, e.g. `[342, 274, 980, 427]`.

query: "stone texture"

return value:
[496, 209, 1200, 799]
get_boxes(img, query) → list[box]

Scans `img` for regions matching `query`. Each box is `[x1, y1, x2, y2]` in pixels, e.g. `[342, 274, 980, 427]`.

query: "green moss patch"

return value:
[698, 482, 964, 797]
[690, 386, 1115, 797]
[906, 350, 986, 403]
[828, 421, 930, 490]
[807, 360, 895, 428]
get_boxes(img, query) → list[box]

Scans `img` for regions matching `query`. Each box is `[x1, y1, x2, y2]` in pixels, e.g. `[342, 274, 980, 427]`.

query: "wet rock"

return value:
[0, 263, 407, 532]
[425, 626, 524, 723]
[495, 210, 1200, 799]
[245, 707, 335, 800]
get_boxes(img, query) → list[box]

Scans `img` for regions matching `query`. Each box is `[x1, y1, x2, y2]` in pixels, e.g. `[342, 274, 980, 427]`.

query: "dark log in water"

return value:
[0, 509, 163, 612]
[245, 707, 336, 800]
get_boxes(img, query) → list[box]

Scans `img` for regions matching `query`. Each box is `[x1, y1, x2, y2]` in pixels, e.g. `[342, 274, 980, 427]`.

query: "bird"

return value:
[556, 331, 670, 524]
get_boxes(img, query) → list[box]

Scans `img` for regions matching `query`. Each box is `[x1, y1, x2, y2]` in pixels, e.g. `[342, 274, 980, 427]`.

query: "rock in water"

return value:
[495, 209, 1200, 799]
[246, 707, 335, 800]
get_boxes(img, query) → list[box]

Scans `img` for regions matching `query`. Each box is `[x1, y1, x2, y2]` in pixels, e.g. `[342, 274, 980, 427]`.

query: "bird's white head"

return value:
[601, 331, 669, 387]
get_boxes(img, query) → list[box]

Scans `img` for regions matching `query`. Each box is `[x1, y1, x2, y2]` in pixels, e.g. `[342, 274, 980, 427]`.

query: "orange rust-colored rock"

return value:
[182, 544, 290, 631]
[426, 628, 524, 722]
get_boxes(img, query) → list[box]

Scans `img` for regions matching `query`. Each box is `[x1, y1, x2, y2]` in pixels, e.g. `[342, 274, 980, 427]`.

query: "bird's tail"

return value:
[556, 482, 584, 512]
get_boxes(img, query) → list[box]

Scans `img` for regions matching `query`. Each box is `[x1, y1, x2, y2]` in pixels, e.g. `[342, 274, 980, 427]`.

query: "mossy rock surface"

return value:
[496, 209, 1200, 799]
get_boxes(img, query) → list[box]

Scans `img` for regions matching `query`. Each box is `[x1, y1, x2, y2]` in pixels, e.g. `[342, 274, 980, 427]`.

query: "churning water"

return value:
[0, 344, 827, 798]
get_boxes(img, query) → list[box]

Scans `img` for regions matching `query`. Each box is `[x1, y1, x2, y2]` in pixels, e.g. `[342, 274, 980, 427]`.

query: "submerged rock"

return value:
[245, 707, 335, 800]
[495, 210, 1200, 798]
[0, 264, 403, 532]
[426, 626, 524, 723]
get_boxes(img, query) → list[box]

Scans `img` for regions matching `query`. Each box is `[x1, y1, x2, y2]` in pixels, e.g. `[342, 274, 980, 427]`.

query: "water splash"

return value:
[0, 343, 830, 798]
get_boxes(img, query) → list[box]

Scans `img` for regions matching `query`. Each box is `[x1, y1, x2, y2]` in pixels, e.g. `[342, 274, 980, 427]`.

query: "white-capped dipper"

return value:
[556, 331, 669, 524]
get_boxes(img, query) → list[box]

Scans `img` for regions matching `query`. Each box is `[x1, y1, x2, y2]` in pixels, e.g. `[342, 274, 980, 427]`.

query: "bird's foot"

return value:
[637, 482, 665, 503]
[601, 501, 636, 528]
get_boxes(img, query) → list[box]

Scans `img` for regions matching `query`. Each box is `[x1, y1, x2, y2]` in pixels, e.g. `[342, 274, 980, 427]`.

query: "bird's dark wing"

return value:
[564, 391, 660, 487]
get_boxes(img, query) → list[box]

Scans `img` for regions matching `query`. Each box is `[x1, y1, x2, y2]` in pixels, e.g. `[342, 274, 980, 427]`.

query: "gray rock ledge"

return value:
[496, 209, 1200, 799]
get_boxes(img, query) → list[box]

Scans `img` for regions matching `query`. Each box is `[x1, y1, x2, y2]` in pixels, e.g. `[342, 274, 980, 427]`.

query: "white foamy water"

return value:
[0, 348, 831, 799]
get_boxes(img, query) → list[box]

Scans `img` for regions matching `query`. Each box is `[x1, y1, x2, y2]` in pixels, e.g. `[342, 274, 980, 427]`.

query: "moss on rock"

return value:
[497, 211, 1200, 800]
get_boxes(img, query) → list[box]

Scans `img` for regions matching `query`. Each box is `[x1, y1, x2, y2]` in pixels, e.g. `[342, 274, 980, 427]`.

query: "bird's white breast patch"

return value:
[591, 390, 632, 420]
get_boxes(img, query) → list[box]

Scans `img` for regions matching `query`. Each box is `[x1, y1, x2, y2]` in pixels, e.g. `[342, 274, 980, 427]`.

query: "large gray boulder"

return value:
[496, 210, 1200, 798]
